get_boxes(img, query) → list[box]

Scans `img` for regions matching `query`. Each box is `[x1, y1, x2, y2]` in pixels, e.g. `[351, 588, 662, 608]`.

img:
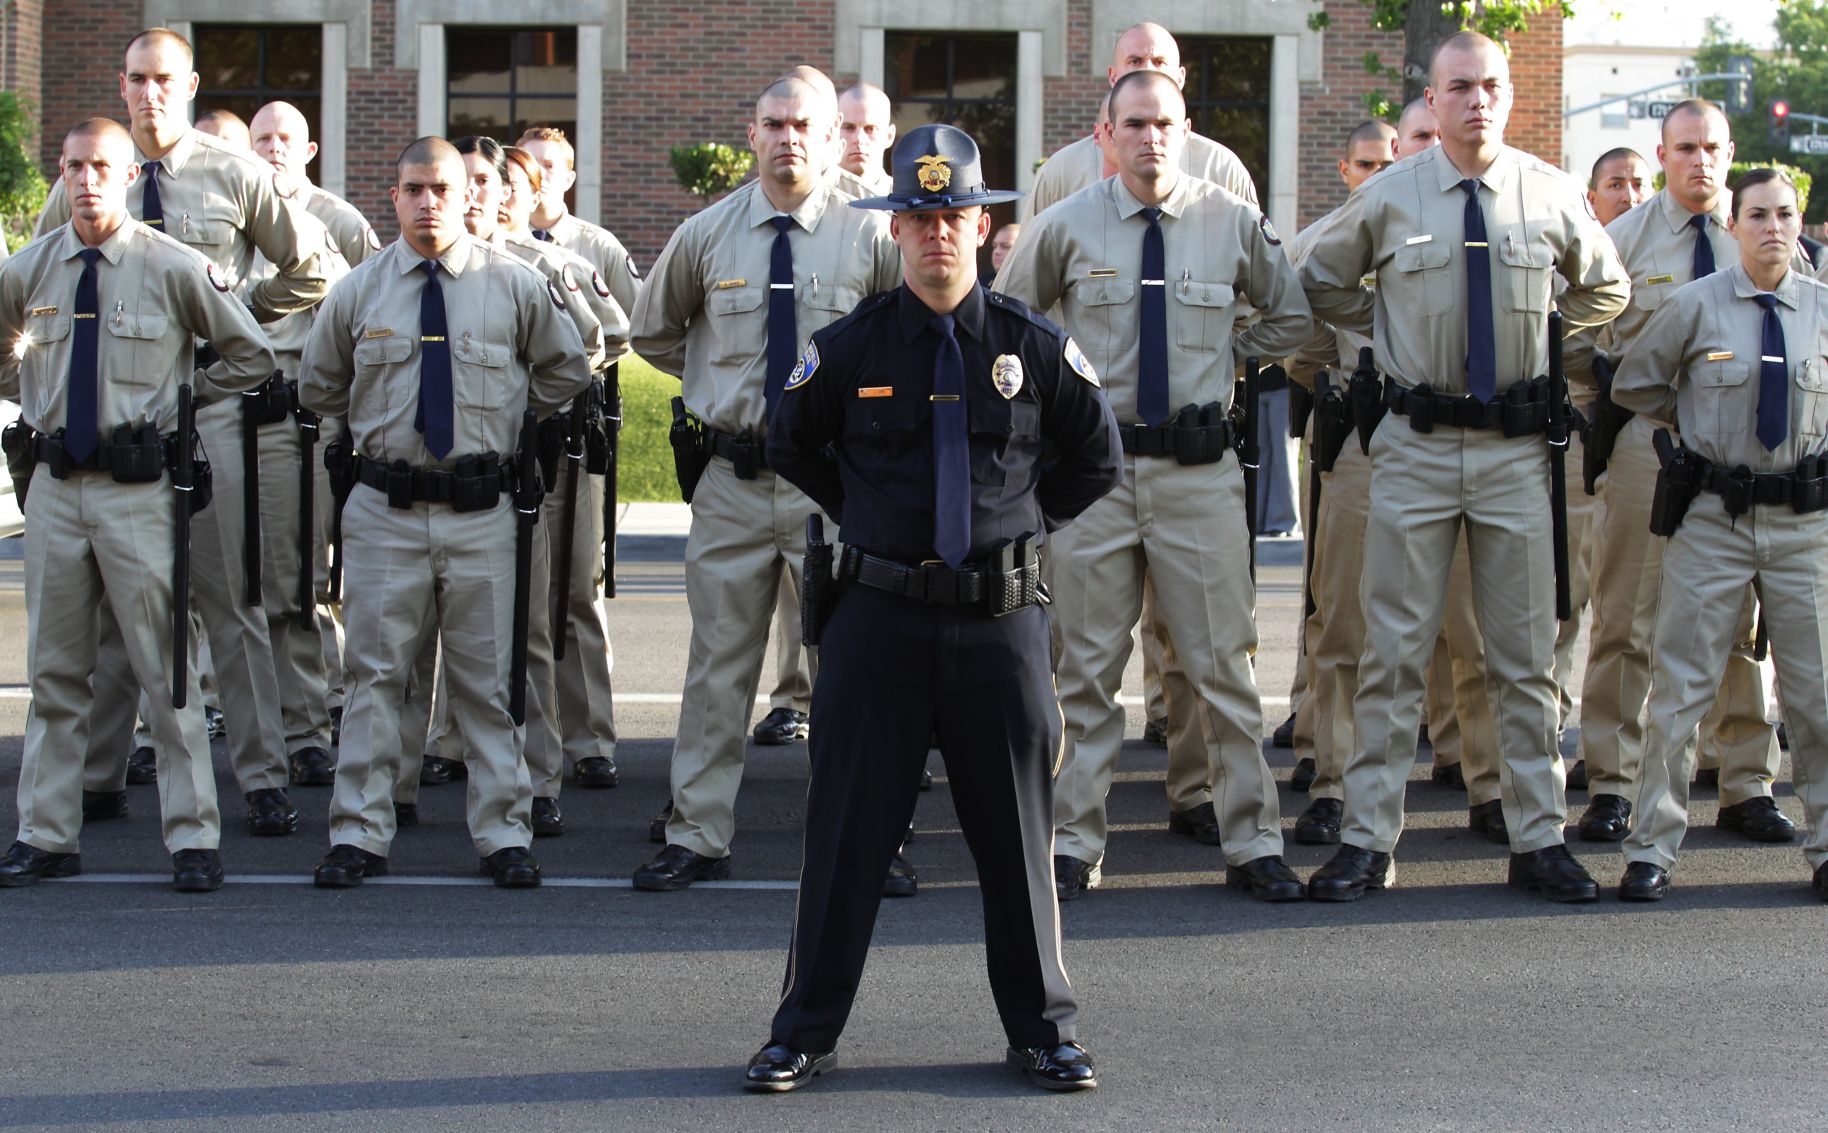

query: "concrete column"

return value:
[576, 24, 603, 224]
[1268, 33, 1299, 239]
[320, 21, 348, 197]
[416, 23, 444, 139]
[1017, 29, 1043, 193]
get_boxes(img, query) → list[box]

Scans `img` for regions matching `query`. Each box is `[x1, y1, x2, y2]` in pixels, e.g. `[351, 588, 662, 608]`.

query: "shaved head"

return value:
[125, 27, 192, 65]
[396, 135, 461, 180]
[194, 108, 250, 150]
[1661, 98, 1728, 142]
[63, 119, 141, 236]
[1111, 21, 1184, 88]
[779, 65, 837, 102]
[1108, 68, 1185, 125]
[65, 117, 134, 151]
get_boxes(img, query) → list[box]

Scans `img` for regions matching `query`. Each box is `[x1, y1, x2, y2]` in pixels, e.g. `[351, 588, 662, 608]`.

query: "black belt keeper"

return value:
[355, 453, 509, 512]
[705, 426, 766, 479]
[1118, 408, 1234, 465]
[1383, 377, 1552, 436]
[242, 372, 293, 427]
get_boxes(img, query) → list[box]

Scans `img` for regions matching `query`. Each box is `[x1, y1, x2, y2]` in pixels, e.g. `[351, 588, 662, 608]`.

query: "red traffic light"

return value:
[1773, 99, 1791, 119]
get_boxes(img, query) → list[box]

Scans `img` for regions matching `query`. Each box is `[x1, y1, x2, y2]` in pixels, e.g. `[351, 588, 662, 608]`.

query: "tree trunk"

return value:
[1404, 0, 1464, 106]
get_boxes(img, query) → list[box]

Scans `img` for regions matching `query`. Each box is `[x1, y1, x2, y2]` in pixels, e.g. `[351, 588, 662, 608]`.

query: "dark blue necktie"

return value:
[930, 314, 970, 567]
[1689, 213, 1716, 280]
[417, 260, 454, 459]
[1460, 179, 1497, 402]
[1755, 293, 1788, 451]
[140, 160, 164, 229]
[1138, 206, 1169, 426]
[532, 229, 553, 243]
[65, 248, 102, 463]
[765, 214, 796, 412]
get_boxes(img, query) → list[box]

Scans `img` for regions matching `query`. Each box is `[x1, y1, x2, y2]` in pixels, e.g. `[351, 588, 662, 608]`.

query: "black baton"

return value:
[1547, 311, 1573, 622]
[296, 397, 319, 631]
[604, 362, 620, 599]
[552, 395, 587, 662]
[1303, 370, 1330, 618]
[241, 382, 263, 606]
[172, 384, 195, 708]
[510, 410, 540, 726]
[1241, 356, 1262, 581]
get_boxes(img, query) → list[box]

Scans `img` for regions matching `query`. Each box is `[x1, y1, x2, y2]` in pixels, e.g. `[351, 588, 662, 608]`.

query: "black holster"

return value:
[1170, 402, 1234, 465]
[583, 380, 613, 475]
[1287, 372, 1313, 439]
[1349, 347, 1386, 454]
[535, 415, 567, 493]
[325, 434, 358, 507]
[1648, 428, 1705, 536]
[985, 534, 1043, 617]
[669, 396, 709, 503]
[1583, 355, 1635, 495]
[3, 421, 36, 507]
[801, 514, 836, 646]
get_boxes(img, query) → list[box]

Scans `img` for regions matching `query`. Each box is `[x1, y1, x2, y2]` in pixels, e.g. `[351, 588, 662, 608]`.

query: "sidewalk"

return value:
[616, 501, 692, 536]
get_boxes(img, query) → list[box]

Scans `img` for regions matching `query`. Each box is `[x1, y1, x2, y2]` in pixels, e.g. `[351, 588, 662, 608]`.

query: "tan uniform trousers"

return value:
[328, 487, 532, 856]
[1345, 421, 1568, 855]
[1147, 585, 1232, 815]
[17, 469, 215, 853]
[1582, 416, 1778, 803]
[537, 460, 618, 772]
[257, 416, 334, 754]
[667, 457, 820, 858]
[1553, 428, 1599, 732]
[767, 567, 813, 712]
[82, 399, 289, 794]
[1434, 538, 1503, 806]
[317, 442, 346, 714]
[1626, 501, 1828, 871]
[1053, 455, 1282, 868]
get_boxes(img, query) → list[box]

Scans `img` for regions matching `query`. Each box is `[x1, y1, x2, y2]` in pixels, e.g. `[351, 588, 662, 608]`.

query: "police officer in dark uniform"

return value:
[746, 124, 1122, 1093]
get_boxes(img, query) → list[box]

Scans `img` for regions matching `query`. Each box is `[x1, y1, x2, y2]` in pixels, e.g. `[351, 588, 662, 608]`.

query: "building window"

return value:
[193, 24, 324, 176]
[1600, 95, 1627, 131]
[1181, 36, 1272, 202]
[885, 31, 1018, 273]
[447, 27, 578, 146]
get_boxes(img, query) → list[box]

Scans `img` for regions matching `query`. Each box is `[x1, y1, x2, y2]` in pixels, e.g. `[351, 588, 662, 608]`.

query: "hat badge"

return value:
[915, 154, 952, 193]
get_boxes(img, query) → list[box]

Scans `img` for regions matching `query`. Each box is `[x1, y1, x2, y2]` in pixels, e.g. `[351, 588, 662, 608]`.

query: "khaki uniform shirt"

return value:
[250, 186, 370, 371]
[295, 183, 381, 270]
[1614, 262, 1828, 472]
[297, 234, 593, 468]
[629, 178, 901, 434]
[1300, 144, 1630, 394]
[0, 219, 274, 432]
[503, 232, 626, 372]
[1021, 131, 1259, 222]
[540, 211, 641, 326]
[37, 128, 329, 323]
[994, 174, 1311, 419]
[1284, 205, 1372, 389]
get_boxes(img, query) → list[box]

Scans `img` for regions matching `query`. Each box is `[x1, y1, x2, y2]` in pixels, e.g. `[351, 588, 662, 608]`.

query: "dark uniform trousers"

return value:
[770, 583, 1077, 1052]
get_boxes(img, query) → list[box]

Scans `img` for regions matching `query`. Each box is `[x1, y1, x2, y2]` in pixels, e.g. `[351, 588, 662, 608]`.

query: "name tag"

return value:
[715, 278, 747, 290]
[1645, 274, 1676, 286]
[1706, 351, 1735, 361]
[1405, 234, 1433, 246]
[858, 386, 893, 398]
[930, 394, 960, 402]
[364, 328, 394, 339]
[1088, 268, 1119, 278]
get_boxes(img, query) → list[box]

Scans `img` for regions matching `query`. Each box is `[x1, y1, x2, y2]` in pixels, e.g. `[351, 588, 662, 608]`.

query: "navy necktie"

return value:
[532, 229, 553, 243]
[65, 248, 103, 463]
[1755, 292, 1788, 451]
[1689, 213, 1716, 280]
[765, 214, 796, 412]
[1460, 179, 1497, 402]
[140, 160, 164, 229]
[417, 260, 455, 459]
[930, 313, 971, 567]
[1138, 206, 1169, 426]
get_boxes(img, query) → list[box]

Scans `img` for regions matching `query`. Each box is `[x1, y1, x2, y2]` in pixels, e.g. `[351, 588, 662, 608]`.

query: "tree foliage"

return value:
[1697, 2, 1828, 223]
[668, 143, 754, 199]
[1309, 1, 1575, 117]
[0, 92, 49, 254]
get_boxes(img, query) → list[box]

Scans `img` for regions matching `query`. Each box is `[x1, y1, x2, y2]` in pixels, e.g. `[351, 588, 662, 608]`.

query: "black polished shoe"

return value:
[531, 797, 565, 838]
[1618, 860, 1671, 902]
[883, 850, 918, 898]
[82, 789, 130, 822]
[393, 802, 419, 828]
[1271, 713, 1297, 749]
[287, 747, 335, 787]
[1226, 855, 1305, 902]
[1308, 844, 1394, 902]
[1007, 1042, 1098, 1092]
[1142, 716, 1168, 747]
[1167, 802, 1223, 846]
[1431, 761, 1466, 789]
[1814, 861, 1828, 902]
[632, 843, 731, 891]
[172, 848, 224, 892]
[1716, 796, 1798, 844]
[1290, 756, 1317, 793]
[1578, 794, 1632, 842]
[419, 754, 466, 784]
[573, 756, 619, 789]
[481, 846, 542, 888]
[313, 844, 388, 888]
[244, 788, 299, 836]
[205, 706, 227, 739]
[0, 841, 81, 887]
[1467, 799, 1509, 845]
[743, 1043, 836, 1093]
[919, 767, 934, 791]
[752, 707, 809, 746]
[1293, 797, 1342, 845]
[1693, 766, 1720, 790]
[1054, 855, 1100, 902]
[1508, 844, 1599, 903]
[126, 745, 158, 785]
[648, 799, 673, 844]
[1566, 758, 1589, 792]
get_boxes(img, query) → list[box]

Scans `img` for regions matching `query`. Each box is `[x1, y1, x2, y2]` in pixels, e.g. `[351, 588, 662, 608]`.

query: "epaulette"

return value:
[818, 289, 896, 344]
[985, 288, 1067, 339]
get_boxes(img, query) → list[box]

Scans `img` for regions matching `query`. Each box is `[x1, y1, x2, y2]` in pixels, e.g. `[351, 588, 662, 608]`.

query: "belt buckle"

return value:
[918, 559, 951, 603]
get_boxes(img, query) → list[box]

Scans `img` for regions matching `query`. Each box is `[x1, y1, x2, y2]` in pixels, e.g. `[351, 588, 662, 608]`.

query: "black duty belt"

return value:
[354, 453, 511, 511]
[1697, 454, 1828, 516]
[842, 547, 987, 605]
[705, 425, 767, 478]
[1116, 417, 1236, 464]
[1382, 376, 1554, 436]
[33, 426, 172, 482]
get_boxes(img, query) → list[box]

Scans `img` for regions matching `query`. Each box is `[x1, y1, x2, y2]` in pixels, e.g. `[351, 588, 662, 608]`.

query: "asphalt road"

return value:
[0, 533, 1823, 1132]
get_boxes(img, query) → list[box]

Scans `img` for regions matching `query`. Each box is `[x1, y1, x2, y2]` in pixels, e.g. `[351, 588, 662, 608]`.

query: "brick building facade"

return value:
[6, 0, 1563, 262]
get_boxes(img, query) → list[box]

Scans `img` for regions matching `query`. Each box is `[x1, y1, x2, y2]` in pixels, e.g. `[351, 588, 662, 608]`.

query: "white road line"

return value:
[60, 873, 803, 890]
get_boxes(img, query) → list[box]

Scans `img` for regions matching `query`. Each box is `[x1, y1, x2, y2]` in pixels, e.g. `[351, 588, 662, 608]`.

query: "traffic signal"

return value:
[1771, 99, 1791, 143]
[1726, 54, 1754, 114]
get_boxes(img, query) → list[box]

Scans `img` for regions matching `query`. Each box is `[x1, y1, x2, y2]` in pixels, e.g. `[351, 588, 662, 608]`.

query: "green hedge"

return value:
[614, 355, 681, 502]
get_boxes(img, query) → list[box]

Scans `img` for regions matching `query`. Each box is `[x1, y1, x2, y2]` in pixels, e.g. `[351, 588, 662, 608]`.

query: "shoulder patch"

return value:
[366, 227, 383, 251]
[785, 340, 819, 391]
[626, 256, 641, 280]
[561, 265, 580, 291]
[1064, 337, 1099, 387]
[1259, 214, 1281, 246]
[592, 270, 611, 298]
[206, 262, 231, 293]
[548, 280, 567, 310]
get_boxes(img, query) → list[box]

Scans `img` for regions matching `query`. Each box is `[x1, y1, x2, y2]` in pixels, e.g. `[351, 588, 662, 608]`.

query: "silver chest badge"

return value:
[992, 353, 1024, 399]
